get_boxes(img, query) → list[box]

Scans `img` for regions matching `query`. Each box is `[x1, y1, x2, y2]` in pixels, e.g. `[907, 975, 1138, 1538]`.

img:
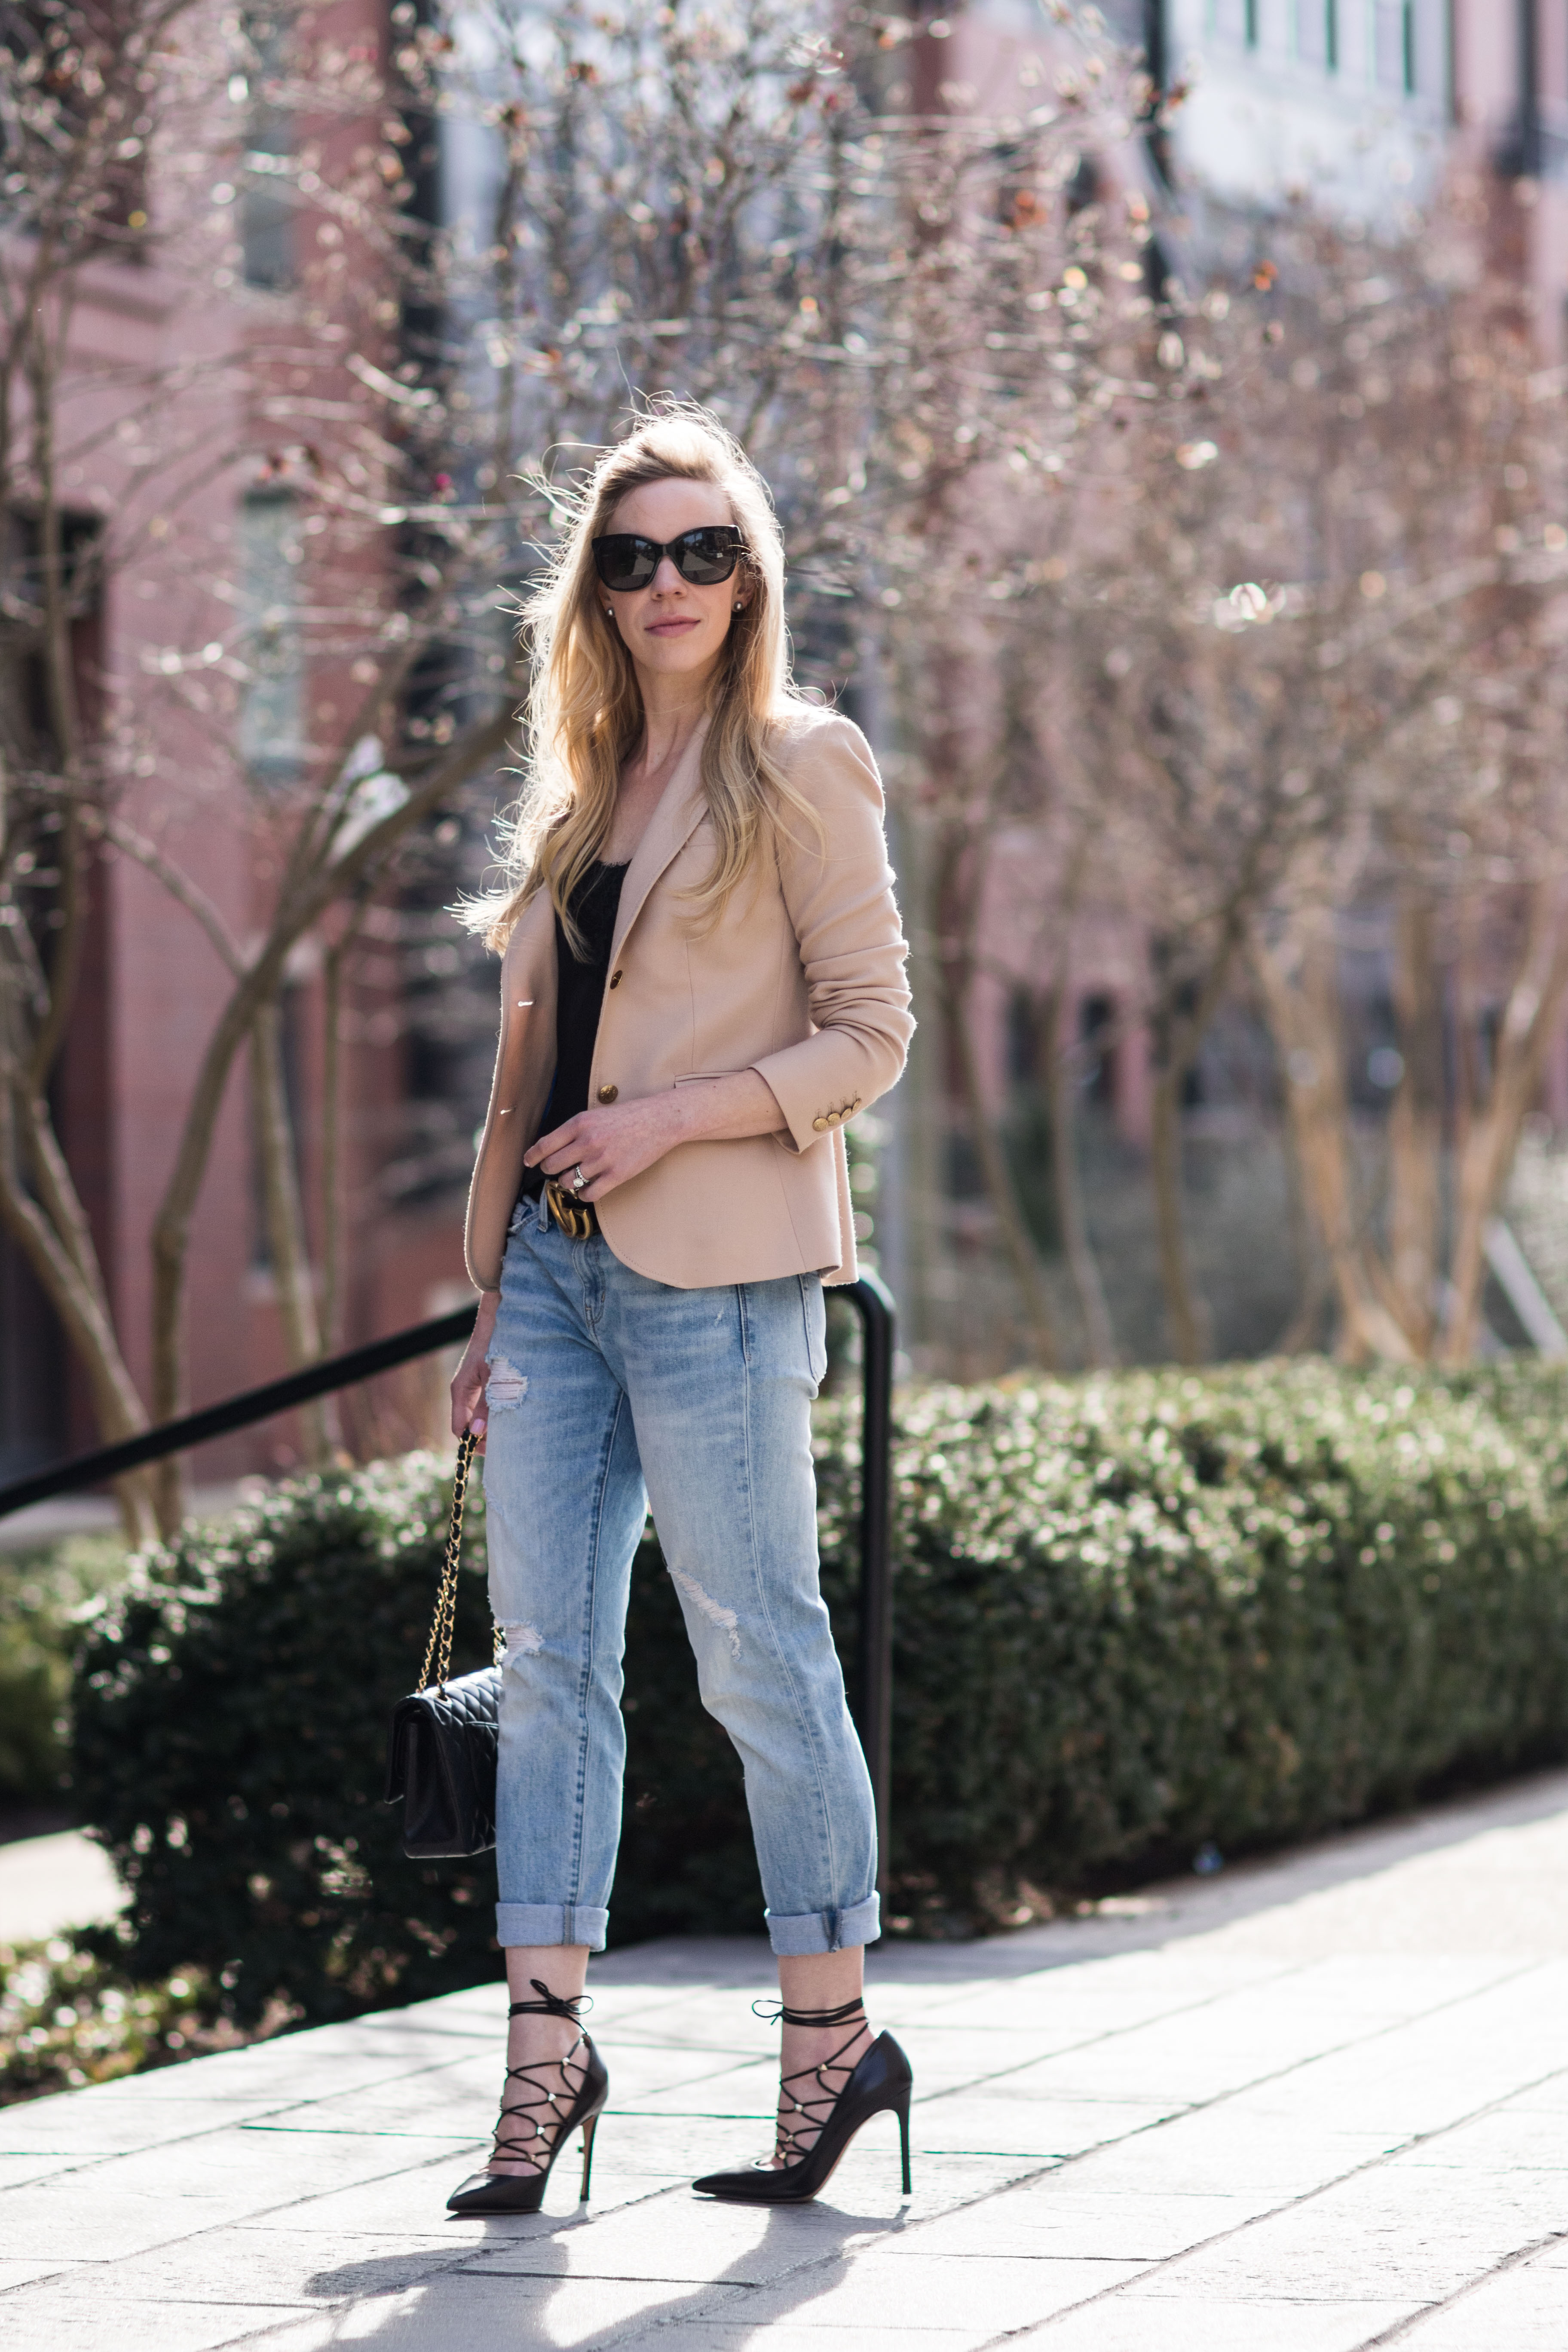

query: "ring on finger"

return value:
[570, 1163, 588, 1194]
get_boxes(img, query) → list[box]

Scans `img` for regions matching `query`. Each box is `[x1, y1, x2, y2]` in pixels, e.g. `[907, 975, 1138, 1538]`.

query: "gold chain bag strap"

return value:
[384, 1430, 506, 1859]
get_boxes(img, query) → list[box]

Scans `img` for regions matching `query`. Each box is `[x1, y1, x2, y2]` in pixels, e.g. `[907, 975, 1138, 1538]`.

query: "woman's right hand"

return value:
[450, 1291, 499, 1449]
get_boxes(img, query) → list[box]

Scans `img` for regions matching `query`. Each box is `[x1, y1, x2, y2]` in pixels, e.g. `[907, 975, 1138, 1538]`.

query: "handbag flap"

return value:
[385, 1666, 501, 1859]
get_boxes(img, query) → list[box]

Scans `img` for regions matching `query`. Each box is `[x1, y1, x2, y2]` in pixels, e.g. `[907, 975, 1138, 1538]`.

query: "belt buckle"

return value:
[545, 1178, 596, 1240]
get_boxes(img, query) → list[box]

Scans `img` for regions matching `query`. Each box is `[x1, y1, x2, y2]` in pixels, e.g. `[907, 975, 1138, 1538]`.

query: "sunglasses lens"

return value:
[593, 529, 741, 590]
[674, 528, 741, 584]
[594, 536, 656, 591]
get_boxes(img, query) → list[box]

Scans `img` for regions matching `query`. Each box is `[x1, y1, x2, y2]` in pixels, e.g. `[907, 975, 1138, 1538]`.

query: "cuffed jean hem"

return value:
[764, 1892, 881, 1956]
[495, 1902, 609, 1952]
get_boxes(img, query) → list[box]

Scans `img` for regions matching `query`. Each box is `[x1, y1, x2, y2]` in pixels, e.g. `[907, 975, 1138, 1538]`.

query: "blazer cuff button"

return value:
[597, 1083, 619, 1103]
[812, 1115, 829, 1132]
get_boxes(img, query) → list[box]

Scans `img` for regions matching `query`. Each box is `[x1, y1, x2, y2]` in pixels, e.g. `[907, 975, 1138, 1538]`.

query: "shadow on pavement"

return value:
[302, 2184, 911, 2345]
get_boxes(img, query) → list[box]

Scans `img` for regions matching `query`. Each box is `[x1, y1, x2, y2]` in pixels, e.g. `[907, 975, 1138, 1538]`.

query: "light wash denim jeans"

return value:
[481, 1194, 880, 1957]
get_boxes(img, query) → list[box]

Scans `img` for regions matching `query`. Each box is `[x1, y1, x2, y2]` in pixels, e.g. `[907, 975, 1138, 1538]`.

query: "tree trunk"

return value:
[319, 924, 352, 1361]
[251, 1004, 333, 1465]
[1385, 884, 1442, 1354]
[1144, 925, 1253, 1367]
[1149, 1065, 1206, 1364]
[1440, 879, 1568, 1363]
[1046, 983, 1116, 1367]
[0, 1097, 157, 1546]
[1251, 916, 1416, 1363]
[944, 976, 1057, 1369]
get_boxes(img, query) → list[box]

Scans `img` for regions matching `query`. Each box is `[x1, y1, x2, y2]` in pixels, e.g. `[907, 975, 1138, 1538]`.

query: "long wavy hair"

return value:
[468, 406, 817, 954]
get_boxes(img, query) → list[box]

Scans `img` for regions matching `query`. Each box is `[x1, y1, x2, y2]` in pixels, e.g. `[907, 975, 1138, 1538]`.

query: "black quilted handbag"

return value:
[384, 1431, 502, 1858]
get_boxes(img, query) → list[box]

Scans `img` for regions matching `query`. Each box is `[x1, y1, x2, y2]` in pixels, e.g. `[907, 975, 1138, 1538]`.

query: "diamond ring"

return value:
[570, 1164, 588, 1195]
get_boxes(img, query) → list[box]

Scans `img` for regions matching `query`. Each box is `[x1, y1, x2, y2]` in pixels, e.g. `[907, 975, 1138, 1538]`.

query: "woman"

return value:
[446, 407, 914, 2214]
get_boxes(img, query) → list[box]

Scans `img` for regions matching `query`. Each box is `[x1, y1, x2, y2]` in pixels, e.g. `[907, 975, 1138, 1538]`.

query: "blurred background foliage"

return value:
[0, 1540, 125, 1807]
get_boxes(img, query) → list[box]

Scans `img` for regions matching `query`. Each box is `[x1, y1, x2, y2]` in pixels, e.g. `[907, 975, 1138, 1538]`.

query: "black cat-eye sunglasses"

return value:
[591, 525, 745, 593]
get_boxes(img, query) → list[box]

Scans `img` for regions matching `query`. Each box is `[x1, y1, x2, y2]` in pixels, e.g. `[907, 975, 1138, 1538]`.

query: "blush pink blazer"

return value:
[464, 704, 913, 1292]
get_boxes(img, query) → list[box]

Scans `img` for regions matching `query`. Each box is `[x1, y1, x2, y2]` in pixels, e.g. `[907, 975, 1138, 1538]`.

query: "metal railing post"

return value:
[846, 1271, 896, 1893]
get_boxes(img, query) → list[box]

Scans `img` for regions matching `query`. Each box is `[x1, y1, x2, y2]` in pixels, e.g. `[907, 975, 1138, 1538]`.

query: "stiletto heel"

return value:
[579, 2112, 599, 2202]
[692, 1996, 914, 2204]
[447, 1980, 609, 2216]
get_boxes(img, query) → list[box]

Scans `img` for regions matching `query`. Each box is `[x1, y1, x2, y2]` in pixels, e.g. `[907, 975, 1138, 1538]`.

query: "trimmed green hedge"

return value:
[841, 1363, 1568, 1926]
[70, 1363, 1568, 2024]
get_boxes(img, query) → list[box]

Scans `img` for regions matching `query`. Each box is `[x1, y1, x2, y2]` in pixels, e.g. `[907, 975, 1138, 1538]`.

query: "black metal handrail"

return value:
[0, 1276, 897, 1876]
[0, 1310, 481, 1515]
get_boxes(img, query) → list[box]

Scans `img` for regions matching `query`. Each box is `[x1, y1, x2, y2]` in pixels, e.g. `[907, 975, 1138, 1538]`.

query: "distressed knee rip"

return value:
[484, 1354, 528, 1411]
[501, 1621, 545, 1658]
[669, 1568, 741, 1658]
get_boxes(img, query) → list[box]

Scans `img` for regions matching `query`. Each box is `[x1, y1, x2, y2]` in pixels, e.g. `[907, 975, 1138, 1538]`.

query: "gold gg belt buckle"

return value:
[545, 1178, 597, 1240]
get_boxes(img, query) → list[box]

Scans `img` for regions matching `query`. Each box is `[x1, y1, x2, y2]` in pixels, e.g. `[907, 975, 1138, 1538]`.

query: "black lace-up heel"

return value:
[447, 1980, 609, 2215]
[692, 1996, 913, 2204]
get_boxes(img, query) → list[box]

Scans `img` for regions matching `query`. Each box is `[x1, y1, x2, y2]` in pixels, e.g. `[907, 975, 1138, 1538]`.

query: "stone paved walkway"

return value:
[3, 1769, 1568, 2350]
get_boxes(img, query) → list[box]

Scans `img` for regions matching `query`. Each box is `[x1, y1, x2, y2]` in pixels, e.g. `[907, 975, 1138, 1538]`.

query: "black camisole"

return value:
[517, 860, 628, 1203]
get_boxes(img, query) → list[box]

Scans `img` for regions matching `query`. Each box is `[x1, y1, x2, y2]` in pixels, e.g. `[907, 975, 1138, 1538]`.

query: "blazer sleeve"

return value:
[749, 711, 914, 1156]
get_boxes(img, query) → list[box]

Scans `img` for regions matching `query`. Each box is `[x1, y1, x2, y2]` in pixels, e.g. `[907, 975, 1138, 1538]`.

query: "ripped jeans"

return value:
[481, 1194, 880, 1957]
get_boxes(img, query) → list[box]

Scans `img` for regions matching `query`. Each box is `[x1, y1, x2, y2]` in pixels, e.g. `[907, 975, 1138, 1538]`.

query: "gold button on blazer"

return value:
[463, 706, 914, 1292]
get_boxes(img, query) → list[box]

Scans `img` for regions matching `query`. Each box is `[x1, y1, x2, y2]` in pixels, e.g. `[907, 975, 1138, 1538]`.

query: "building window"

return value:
[1006, 990, 1040, 1088]
[1080, 995, 1118, 1107]
[1297, 0, 1338, 70]
[238, 489, 304, 784]
[241, 12, 293, 289]
[1373, 1, 1415, 95]
[1207, 1, 1257, 45]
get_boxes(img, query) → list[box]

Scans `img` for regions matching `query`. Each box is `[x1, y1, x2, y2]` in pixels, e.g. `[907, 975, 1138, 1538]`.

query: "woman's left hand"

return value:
[524, 1070, 785, 1200]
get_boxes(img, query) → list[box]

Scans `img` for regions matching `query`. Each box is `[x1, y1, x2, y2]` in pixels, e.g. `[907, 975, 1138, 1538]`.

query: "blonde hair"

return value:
[469, 404, 817, 954]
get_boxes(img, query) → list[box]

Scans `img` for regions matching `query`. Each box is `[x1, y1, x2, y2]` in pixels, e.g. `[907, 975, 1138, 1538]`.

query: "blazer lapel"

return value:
[609, 718, 710, 965]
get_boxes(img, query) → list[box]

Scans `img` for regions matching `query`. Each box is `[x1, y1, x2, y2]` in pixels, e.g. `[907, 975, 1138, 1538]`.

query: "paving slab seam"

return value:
[0, 2030, 651, 2166]
[538, 1962, 1315, 2091]
[0, 2045, 542, 2159]
[900, 1956, 1317, 2093]
[959, 2052, 1568, 2342]
[0, 2268, 72, 2300]
[0, 2138, 466, 2274]
[237, 2124, 484, 2143]
[903, 1952, 1537, 2121]
[1354, 2226, 1568, 2347]
[897, 1970, 1559, 2193]
[950, 1950, 1556, 2142]
[0, 2094, 475, 2178]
